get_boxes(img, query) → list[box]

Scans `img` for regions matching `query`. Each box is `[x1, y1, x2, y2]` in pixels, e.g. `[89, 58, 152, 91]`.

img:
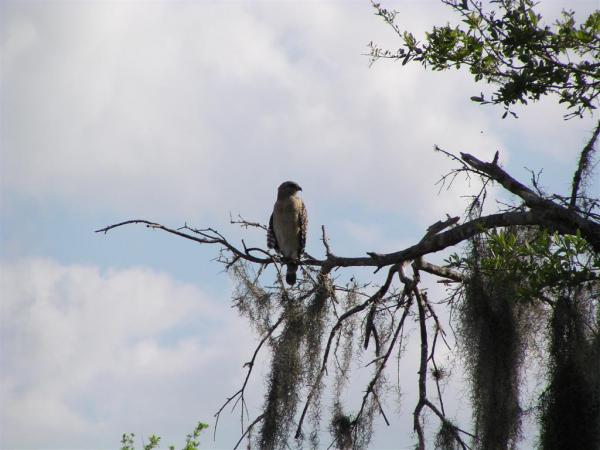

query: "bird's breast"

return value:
[273, 197, 302, 259]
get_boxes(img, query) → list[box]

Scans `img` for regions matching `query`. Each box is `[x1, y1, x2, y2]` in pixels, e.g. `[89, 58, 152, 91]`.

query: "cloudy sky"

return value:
[1, 0, 598, 449]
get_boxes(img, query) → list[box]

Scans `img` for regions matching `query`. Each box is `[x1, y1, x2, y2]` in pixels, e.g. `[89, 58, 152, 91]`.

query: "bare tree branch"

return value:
[214, 314, 285, 438]
[294, 264, 398, 440]
[460, 152, 600, 251]
[232, 413, 265, 450]
[417, 259, 464, 282]
[96, 155, 600, 280]
[96, 220, 272, 264]
[353, 291, 413, 431]
[229, 213, 268, 231]
[413, 273, 428, 450]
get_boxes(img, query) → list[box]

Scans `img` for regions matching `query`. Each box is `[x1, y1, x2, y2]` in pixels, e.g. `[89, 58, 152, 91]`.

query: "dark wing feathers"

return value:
[298, 201, 307, 255]
[267, 213, 279, 251]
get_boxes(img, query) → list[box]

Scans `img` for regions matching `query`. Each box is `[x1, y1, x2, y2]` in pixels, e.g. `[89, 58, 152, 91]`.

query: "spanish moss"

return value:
[259, 300, 305, 450]
[434, 421, 462, 450]
[459, 237, 525, 450]
[539, 289, 600, 450]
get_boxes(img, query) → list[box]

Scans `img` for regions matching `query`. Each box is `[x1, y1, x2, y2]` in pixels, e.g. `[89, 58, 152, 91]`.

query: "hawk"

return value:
[267, 181, 307, 285]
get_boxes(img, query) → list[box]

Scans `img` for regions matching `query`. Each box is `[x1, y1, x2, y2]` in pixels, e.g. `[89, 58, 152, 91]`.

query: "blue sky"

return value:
[1, 1, 598, 449]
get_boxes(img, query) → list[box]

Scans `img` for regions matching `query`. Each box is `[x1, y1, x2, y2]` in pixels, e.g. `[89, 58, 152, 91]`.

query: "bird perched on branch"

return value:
[267, 181, 307, 285]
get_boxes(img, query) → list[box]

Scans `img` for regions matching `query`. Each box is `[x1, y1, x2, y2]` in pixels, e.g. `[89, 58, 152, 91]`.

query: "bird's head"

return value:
[278, 181, 302, 197]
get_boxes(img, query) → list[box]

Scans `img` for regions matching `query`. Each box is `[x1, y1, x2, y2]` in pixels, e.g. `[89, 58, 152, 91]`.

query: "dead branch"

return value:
[229, 213, 268, 231]
[424, 399, 474, 449]
[321, 225, 333, 257]
[294, 264, 399, 440]
[416, 259, 464, 282]
[460, 152, 600, 251]
[232, 413, 265, 450]
[422, 215, 460, 239]
[413, 273, 428, 450]
[96, 157, 600, 275]
[95, 220, 272, 265]
[411, 265, 471, 450]
[214, 314, 285, 437]
[352, 292, 413, 432]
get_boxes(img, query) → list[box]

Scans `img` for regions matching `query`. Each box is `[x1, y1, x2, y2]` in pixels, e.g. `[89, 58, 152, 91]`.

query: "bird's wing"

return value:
[267, 212, 279, 251]
[298, 200, 307, 255]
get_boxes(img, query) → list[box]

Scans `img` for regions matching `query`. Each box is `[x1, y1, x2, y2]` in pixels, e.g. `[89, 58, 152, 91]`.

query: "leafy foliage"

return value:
[370, 0, 600, 118]
[182, 422, 210, 450]
[120, 422, 209, 450]
[448, 228, 600, 302]
[482, 229, 599, 296]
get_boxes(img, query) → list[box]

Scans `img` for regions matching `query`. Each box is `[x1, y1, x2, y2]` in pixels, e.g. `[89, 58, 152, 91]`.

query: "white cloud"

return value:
[0, 11, 37, 71]
[2, 1, 596, 229]
[0, 257, 474, 449]
[0, 258, 259, 449]
[1, 1, 509, 226]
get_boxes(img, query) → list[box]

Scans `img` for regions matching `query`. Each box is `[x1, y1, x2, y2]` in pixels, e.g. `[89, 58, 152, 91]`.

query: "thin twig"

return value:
[213, 314, 285, 439]
[232, 413, 265, 450]
[294, 264, 399, 439]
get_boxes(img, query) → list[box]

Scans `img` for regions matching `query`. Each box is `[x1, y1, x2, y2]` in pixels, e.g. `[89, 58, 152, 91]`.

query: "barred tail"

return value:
[286, 262, 298, 285]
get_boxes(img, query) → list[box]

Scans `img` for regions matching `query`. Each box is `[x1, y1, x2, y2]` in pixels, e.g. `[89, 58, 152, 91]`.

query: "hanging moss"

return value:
[230, 261, 274, 334]
[455, 228, 599, 449]
[319, 283, 383, 450]
[259, 301, 306, 450]
[304, 275, 330, 450]
[254, 270, 332, 450]
[329, 405, 353, 450]
[459, 237, 525, 450]
[434, 421, 462, 450]
[539, 291, 600, 450]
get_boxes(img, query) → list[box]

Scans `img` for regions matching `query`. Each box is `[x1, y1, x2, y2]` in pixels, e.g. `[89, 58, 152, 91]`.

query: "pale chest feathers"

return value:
[273, 196, 304, 259]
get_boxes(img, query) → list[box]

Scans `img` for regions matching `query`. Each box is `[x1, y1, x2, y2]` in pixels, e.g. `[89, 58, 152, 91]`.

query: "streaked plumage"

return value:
[267, 181, 307, 285]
